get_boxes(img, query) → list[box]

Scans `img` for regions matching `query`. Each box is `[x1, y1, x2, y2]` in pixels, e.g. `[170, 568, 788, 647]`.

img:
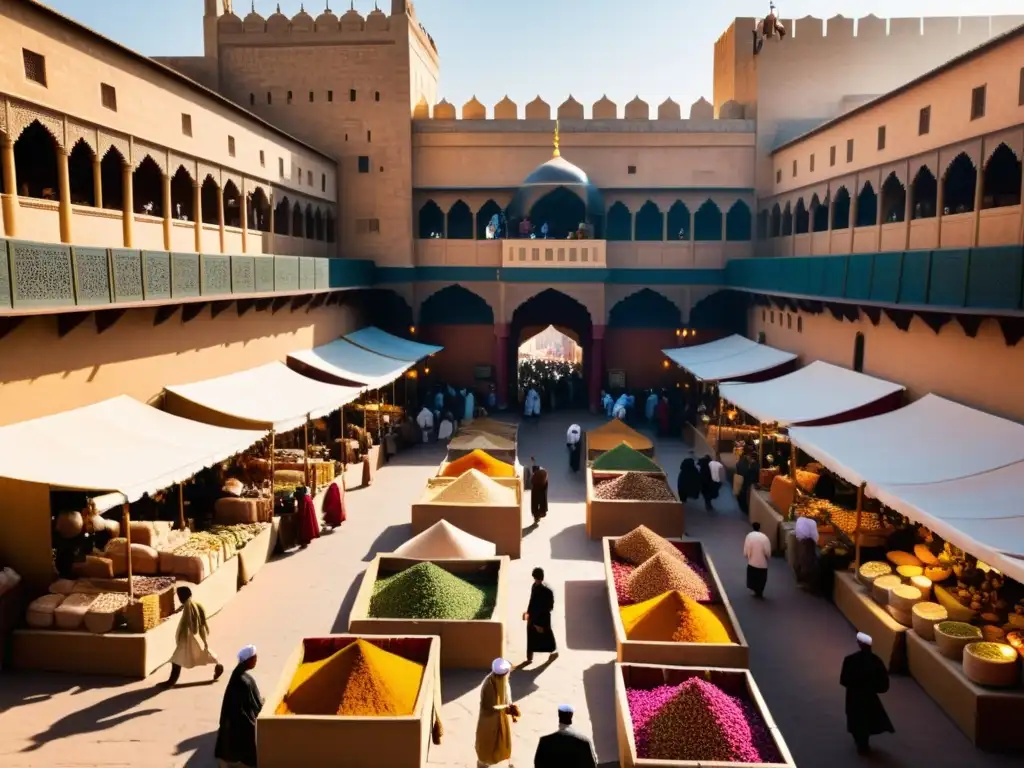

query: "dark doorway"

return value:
[170, 166, 194, 221]
[132, 156, 162, 216]
[201, 176, 220, 225]
[67, 139, 95, 207]
[529, 186, 587, 240]
[99, 146, 125, 211]
[13, 120, 58, 200]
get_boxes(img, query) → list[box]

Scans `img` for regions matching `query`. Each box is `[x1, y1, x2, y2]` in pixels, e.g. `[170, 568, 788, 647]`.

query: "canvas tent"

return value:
[344, 326, 442, 362]
[718, 361, 905, 427]
[287, 338, 412, 390]
[662, 334, 796, 382]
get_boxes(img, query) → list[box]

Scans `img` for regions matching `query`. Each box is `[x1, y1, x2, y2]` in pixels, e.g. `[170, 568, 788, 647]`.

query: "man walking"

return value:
[524, 567, 557, 665]
[841, 632, 895, 754]
[743, 522, 772, 598]
[534, 703, 598, 768]
[163, 586, 223, 687]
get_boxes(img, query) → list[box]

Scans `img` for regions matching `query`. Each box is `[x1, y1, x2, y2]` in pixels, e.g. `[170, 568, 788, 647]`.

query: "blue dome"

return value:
[522, 155, 589, 186]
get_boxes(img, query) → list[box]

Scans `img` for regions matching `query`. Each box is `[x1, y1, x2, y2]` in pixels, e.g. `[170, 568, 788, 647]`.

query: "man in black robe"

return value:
[840, 633, 894, 754]
[524, 567, 557, 665]
[214, 644, 264, 768]
[529, 457, 549, 525]
[534, 703, 597, 768]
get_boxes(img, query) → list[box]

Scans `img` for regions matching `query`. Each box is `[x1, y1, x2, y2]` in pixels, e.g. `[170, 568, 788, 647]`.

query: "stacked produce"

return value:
[441, 449, 516, 478]
[208, 523, 266, 551]
[277, 639, 424, 716]
[626, 678, 782, 762]
[84, 592, 132, 634]
[368, 562, 497, 620]
[591, 443, 661, 473]
[427, 469, 517, 506]
[793, 495, 886, 536]
[619, 591, 732, 643]
[628, 551, 714, 604]
[594, 472, 676, 502]
[614, 525, 684, 566]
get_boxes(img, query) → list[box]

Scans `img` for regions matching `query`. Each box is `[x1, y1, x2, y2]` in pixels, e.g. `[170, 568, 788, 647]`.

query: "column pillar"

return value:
[689, 208, 696, 247]
[240, 185, 249, 254]
[1, 136, 17, 237]
[268, 196, 276, 254]
[161, 172, 172, 251]
[903, 173, 913, 250]
[935, 170, 945, 249]
[56, 147, 72, 244]
[849, 185, 859, 252]
[971, 162, 984, 247]
[121, 162, 134, 248]
[193, 182, 202, 252]
[662, 208, 668, 240]
[92, 156, 103, 209]
[217, 184, 225, 253]
[589, 324, 605, 414]
[494, 323, 509, 411]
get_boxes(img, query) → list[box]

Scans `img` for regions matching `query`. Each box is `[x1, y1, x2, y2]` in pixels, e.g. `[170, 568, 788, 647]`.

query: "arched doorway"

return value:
[420, 285, 496, 389]
[508, 289, 593, 411]
[354, 289, 414, 338]
[608, 288, 683, 390]
[528, 186, 586, 240]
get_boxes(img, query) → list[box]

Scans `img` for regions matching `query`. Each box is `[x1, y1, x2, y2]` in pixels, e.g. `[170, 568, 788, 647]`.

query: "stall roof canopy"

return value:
[719, 362, 904, 427]
[344, 326, 442, 362]
[163, 362, 362, 433]
[662, 335, 796, 382]
[0, 396, 262, 507]
[287, 338, 412, 390]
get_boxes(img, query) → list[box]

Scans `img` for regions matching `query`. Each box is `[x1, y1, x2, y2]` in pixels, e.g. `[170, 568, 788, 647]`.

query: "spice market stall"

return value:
[614, 662, 796, 768]
[0, 396, 264, 677]
[587, 469, 684, 541]
[348, 556, 508, 669]
[586, 419, 655, 461]
[392, 520, 497, 560]
[603, 526, 748, 668]
[258, 634, 442, 768]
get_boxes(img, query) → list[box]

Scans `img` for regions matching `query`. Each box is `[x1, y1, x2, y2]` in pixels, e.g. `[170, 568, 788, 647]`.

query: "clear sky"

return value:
[39, 0, 1024, 113]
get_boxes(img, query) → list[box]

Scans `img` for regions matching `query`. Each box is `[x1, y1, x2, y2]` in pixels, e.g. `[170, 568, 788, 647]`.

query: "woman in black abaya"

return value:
[524, 567, 557, 665]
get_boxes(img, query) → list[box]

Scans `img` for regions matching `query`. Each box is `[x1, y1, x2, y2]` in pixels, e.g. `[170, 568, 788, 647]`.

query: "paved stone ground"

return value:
[0, 413, 1018, 767]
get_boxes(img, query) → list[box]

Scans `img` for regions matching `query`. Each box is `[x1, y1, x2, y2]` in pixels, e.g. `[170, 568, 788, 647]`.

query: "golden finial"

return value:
[553, 119, 560, 158]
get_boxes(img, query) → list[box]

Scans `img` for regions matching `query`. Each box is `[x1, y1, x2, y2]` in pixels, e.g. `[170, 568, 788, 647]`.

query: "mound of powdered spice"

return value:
[595, 472, 676, 502]
[628, 551, 713, 603]
[627, 678, 781, 763]
[619, 591, 732, 643]
[369, 561, 497, 620]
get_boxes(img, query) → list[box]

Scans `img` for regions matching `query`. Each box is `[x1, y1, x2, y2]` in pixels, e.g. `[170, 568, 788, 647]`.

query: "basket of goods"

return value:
[908, 575, 933, 600]
[911, 602, 947, 641]
[104, 538, 160, 576]
[858, 561, 893, 587]
[962, 642, 1021, 688]
[933, 584, 978, 622]
[83, 592, 131, 634]
[72, 554, 115, 579]
[53, 592, 99, 630]
[934, 621, 983, 660]
[25, 594, 65, 628]
[886, 585, 923, 626]
[124, 593, 162, 633]
[871, 575, 902, 606]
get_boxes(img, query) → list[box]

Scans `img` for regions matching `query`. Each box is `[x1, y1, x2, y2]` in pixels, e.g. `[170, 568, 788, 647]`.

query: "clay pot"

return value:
[54, 510, 84, 539]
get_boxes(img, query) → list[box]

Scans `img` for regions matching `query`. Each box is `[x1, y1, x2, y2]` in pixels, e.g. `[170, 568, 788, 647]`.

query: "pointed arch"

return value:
[446, 199, 473, 239]
[170, 165, 195, 221]
[325, 210, 335, 243]
[274, 195, 290, 235]
[606, 201, 632, 241]
[910, 166, 937, 220]
[942, 152, 976, 214]
[811, 194, 829, 232]
[694, 199, 723, 241]
[249, 186, 271, 232]
[880, 173, 906, 223]
[305, 204, 315, 240]
[856, 181, 878, 227]
[780, 202, 792, 236]
[418, 200, 444, 238]
[420, 284, 495, 326]
[832, 187, 851, 230]
[67, 138, 96, 207]
[132, 156, 163, 215]
[793, 198, 809, 235]
[634, 200, 664, 241]
[982, 143, 1022, 209]
[13, 120, 59, 200]
[222, 179, 241, 227]
[475, 199, 503, 239]
[756, 209, 769, 240]
[314, 208, 324, 241]
[769, 203, 781, 237]
[667, 201, 690, 240]
[292, 201, 304, 237]
[726, 200, 752, 241]
[99, 145, 126, 211]
[608, 288, 683, 329]
[528, 186, 586, 240]
[200, 175, 220, 225]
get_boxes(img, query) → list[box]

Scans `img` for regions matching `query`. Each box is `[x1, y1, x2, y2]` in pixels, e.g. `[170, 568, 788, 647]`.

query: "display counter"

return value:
[906, 630, 1024, 753]
[10, 555, 239, 678]
[348, 555, 508, 669]
[750, 489, 787, 555]
[587, 470, 684, 541]
[258, 634, 439, 768]
[833, 571, 906, 672]
[238, 520, 279, 586]
[275, 459, 335, 495]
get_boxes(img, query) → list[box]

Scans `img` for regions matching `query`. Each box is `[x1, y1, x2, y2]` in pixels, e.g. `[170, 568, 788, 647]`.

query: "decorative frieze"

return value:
[70, 246, 112, 305]
[9, 240, 75, 308]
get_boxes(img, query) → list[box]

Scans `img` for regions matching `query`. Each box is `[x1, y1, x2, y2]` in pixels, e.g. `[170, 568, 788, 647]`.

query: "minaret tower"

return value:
[203, 0, 229, 62]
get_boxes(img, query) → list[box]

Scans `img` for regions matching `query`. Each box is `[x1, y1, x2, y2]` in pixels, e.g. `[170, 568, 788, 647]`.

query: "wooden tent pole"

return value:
[122, 502, 134, 602]
[178, 483, 186, 530]
[303, 414, 311, 488]
[340, 408, 346, 468]
[715, 395, 724, 460]
[269, 429, 276, 490]
[757, 423, 764, 471]
[854, 482, 866, 570]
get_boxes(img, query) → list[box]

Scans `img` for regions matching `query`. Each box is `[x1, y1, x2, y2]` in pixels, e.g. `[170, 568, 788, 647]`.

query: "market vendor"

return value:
[475, 657, 518, 767]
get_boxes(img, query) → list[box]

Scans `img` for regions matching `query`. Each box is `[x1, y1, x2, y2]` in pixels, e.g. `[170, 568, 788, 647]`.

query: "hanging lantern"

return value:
[727, 409, 738, 421]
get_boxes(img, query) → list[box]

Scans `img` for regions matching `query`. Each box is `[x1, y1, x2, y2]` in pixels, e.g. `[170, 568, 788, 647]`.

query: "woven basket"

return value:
[124, 594, 162, 633]
[911, 602, 947, 641]
[963, 642, 1021, 687]
[934, 622, 982, 660]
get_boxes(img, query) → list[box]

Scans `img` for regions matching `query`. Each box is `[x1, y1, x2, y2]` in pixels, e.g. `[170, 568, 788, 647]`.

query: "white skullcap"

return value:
[491, 657, 511, 676]
[856, 632, 873, 646]
[237, 644, 257, 663]
[558, 704, 574, 714]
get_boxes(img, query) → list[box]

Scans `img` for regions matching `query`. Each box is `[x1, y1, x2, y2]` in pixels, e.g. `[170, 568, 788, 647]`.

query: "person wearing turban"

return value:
[840, 633, 894, 754]
[534, 704, 598, 768]
[475, 658, 518, 767]
[214, 645, 264, 768]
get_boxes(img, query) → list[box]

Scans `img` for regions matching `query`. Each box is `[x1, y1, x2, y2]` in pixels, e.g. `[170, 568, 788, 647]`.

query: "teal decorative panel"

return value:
[898, 250, 930, 304]
[200, 254, 231, 296]
[142, 251, 171, 300]
[299, 256, 315, 290]
[254, 256, 274, 292]
[869, 252, 902, 303]
[274, 255, 299, 291]
[928, 248, 969, 307]
[171, 253, 200, 298]
[805, 257, 826, 296]
[966, 246, 1023, 310]
[330, 257, 374, 288]
[71, 246, 112, 306]
[0, 239, 11, 309]
[9, 240, 74, 309]
[110, 249, 144, 302]
[314, 257, 329, 290]
[232, 255, 256, 293]
[844, 254, 873, 301]
[821, 257, 847, 298]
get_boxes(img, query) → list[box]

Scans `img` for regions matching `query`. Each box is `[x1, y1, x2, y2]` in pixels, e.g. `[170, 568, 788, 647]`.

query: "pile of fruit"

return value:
[207, 523, 266, 551]
[793, 495, 886, 537]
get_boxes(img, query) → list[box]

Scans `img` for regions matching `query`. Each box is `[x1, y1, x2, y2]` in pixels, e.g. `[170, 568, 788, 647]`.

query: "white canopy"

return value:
[164, 362, 362, 433]
[287, 338, 411, 390]
[0, 396, 262, 510]
[393, 519, 497, 559]
[662, 335, 796, 382]
[719, 362, 904, 427]
[344, 326, 442, 362]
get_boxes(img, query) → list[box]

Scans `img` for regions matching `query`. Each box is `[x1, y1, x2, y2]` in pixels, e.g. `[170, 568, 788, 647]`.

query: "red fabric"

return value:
[296, 495, 320, 546]
[656, 400, 669, 433]
[322, 482, 346, 528]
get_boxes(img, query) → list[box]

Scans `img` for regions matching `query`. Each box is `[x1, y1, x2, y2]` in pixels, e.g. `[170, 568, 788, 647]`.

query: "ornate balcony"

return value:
[502, 239, 607, 268]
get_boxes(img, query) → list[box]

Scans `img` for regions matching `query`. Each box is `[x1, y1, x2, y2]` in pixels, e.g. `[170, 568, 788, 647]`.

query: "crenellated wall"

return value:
[413, 94, 743, 122]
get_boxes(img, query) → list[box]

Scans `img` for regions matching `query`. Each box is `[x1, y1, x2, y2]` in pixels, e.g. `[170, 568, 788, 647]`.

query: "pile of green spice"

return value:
[368, 561, 497, 620]
[591, 442, 662, 473]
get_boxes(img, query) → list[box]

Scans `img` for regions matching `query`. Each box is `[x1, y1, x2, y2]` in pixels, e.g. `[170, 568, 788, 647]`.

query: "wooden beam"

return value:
[181, 302, 208, 324]
[290, 294, 312, 312]
[94, 308, 126, 335]
[210, 300, 233, 319]
[271, 296, 290, 314]
[236, 298, 255, 317]
[56, 312, 90, 338]
[154, 304, 179, 326]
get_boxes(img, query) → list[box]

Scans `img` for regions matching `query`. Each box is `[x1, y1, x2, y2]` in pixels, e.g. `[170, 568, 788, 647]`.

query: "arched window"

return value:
[418, 200, 444, 238]
[292, 202, 304, 237]
[769, 203, 781, 237]
[13, 120, 58, 200]
[606, 202, 632, 241]
[853, 332, 865, 373]
[222, 180, 242, 228]
[667, 201, 690, 240]
[810, 194, 828, 232]
[726, 200, 752, 241]
[880, 173, 906, 223]
[693, 200, 723, 241]
[201, 176, 219, 225]
[446, 200, 473, 239]
[67, 139, 96, 207]
[832, 187, 851, 230]
[634, 201, 664, 241]
[132, 156, 163, 216]
[856, 181, 878, 227]
[249, 187, 271, 232]
[910, 166, 937, 220]
[780, 202, 792, 236]
[475, 199, 503, 239]
[274, 196, 290, 235]
[170, 166, 194, 221]
[325, 211, 335, 243]
[314, 209, 324, 241]
[305, 205, 315, 239]
[756, 209, 769, 240]
[942, 153, 976, 214]
[982, 143, 1022, 209]
[99, 146, 125, 212]
[794, 198, 809, 234]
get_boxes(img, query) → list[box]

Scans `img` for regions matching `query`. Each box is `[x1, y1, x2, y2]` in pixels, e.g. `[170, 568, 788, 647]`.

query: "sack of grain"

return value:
[124, 593, 162, 633]
[49, 579, 78, 595]
[166, 553, 210, 584]
[71, 555, 114, 579]
[83, 592, 131, 634]
[26, 593, 66, 628]
[107, 542, 160, 576]
[54, 592, 99, 630]
[214, 497, 260, 525]
[128, 521, 156, 548]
